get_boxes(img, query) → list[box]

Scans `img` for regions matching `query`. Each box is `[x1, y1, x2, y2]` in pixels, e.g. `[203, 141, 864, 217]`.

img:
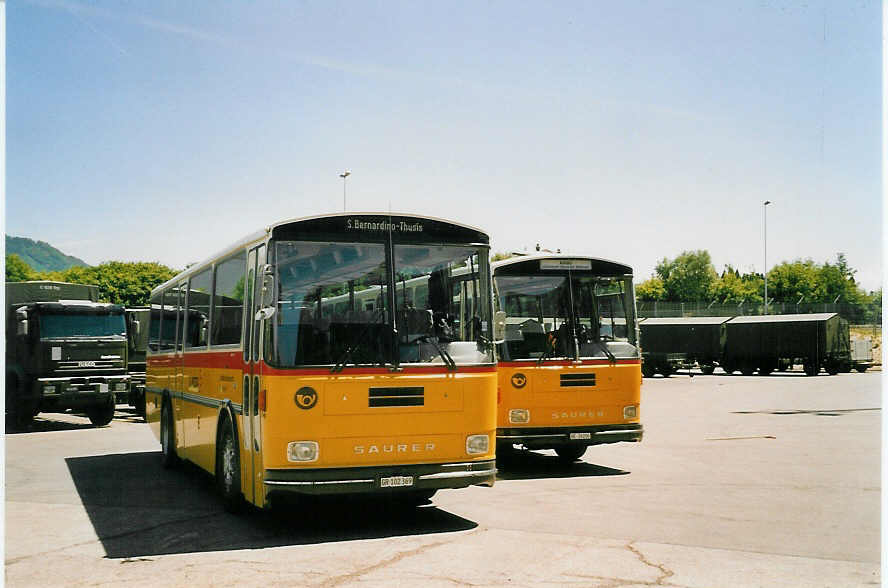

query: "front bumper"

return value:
[36, 375, 128, 410]
[265, 459, 496, 497]
[497, 423, 643, 449]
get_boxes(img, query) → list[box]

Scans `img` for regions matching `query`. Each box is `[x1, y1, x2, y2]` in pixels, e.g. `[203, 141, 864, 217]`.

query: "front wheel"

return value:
[87, 398, 115, 426]
[554, 445, 587, 463]
[856, 366, 868, 373]
[700, 364, 715, 375]
[217, 419, 243, 513]
[803, 362, 819, 377]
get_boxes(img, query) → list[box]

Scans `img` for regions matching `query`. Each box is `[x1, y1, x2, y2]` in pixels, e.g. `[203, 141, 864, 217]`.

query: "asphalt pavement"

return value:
[4, 370, 881, 587]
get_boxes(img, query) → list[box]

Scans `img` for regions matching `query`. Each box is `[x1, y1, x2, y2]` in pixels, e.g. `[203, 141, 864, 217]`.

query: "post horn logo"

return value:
[295, 387, 318, 410]
[511, 373, 527, 389]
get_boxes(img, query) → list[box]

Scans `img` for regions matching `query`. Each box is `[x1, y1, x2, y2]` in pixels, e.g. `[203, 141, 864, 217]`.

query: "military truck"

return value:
[722, 313, 850, 376]
[639, 317, 731, 377]
[6, 281, 129, 428]
[125, 307, 150, 416]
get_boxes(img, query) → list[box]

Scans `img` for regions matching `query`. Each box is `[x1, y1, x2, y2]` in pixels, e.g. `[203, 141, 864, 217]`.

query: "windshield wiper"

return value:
[331, 310, 386, 373]
[415, 335, 457, 371]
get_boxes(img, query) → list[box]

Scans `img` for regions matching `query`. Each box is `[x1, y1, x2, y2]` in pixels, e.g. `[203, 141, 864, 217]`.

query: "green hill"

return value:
[6, 235, 90, 272]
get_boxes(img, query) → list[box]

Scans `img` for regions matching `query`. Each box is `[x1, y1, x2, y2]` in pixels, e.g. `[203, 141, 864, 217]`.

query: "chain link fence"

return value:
[636, 301, 881, 325]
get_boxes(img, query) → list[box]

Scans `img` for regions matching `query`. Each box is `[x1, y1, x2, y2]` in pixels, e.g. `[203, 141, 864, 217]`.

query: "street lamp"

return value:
[339, 170, 351, 211]
[763, 200, 772, 314]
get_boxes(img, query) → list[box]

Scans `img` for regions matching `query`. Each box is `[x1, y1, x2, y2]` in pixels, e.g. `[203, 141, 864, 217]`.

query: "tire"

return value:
[856, 366, 868, 373]
[758, 364, 773, 376]
[641, 363, 656, 378]
[217, 418, 243, 513]
[826, 364, 839, 376]
[657, 364, 672, 378]
[160, 400, 179, 469]
[740, 364, 756, 376]
[721, 361, 735, 375]
[87, 397, 115, 426]
[5, 374, 33, 431]
[554, 445, 586, 463]
[700, 365, 715, 375]
[803, 363, 819, 377]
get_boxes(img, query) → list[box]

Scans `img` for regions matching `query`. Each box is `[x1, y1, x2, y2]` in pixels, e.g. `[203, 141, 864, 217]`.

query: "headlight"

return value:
[42, 385, 56, 394]
[509, 408, 530, 424]
[114, 383, 128, 391]
[287, 441, 319, 462]
[623, 405, 638, 419]
[466, 434, 489, 455]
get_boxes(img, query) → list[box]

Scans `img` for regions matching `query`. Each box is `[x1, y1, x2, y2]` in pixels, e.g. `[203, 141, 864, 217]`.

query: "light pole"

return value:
[763, 200, 771, 314]
[339, 170, 351, 211]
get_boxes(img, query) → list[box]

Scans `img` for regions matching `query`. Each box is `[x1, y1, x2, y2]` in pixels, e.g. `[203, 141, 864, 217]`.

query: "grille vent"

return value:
[369, 387, 424, 407]
[560, 373, 596, 387]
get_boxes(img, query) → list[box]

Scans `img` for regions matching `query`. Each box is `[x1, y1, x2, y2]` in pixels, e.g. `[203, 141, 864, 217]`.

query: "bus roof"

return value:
[151, 212, 490, 297]
[492, 254, 633, 277]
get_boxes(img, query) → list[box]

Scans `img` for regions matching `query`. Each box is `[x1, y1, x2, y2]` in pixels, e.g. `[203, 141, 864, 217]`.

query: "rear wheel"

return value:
[641, 363, 656, 378]
[87, 397, 115, 426]
[700, 364, 715, 375]
[160, 400, 179, 468]
[217, 418, 243, 513]
[554, 445, 586, 463]
[657, 364, 672, 378]
[740, 364, 756, 376]
[856, 365, 868, 373]
[721, 361, 735, 375]
[803, 362, 819, 377]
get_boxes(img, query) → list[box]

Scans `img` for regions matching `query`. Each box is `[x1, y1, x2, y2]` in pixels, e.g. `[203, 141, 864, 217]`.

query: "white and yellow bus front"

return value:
[258, 215, 497, 506]
[493, 255, 642, 462]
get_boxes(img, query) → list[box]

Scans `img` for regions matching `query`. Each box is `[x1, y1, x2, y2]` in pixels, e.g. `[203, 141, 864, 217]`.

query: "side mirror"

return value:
[261, 264, 275, 305]
[493, 310, 507, 343]
[15, 308, 28, 336]
[255, 307, 276, 321]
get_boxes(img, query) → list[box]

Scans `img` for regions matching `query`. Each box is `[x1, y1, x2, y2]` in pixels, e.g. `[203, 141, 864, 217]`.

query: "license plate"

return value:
[98, 384, 109, 394]
[379, 475, 413, 488]
[570, 432, 592, 440]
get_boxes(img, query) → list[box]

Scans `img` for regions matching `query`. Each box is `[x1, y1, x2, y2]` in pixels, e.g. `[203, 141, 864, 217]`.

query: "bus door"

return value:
[174, 281, 187, 455]
[242, 245, 265, 505]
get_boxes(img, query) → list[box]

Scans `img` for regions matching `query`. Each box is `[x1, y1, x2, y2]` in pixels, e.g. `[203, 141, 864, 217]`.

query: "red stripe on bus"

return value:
[147, 352, 497, 374]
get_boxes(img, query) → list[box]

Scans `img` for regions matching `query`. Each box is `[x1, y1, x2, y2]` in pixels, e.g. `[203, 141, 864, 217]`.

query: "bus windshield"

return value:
[270, 241, 493, 368]
[40, 312, 127, 339]
[495, 273, 637, 361]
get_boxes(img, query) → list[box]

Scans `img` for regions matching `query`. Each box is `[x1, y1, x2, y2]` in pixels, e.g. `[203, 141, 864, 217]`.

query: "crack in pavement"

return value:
[626, 541, 675, 586]
[317, 528, 484, 587]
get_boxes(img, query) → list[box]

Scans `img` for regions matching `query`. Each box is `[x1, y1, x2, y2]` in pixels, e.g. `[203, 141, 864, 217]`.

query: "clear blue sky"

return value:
[6, 0, 882, 291]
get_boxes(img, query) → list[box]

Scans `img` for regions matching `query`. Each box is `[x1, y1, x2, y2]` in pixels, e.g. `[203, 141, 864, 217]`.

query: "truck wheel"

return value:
[641, 363, 656, 378]
[803, 363, 819, 377]
[700, 365, 715, 375]
[87, 398, 115, 426]
[160, 400, 179, 468]
[217, 418, 243, 513]
[658, 364, 672, 378]
[554, 445, 586, 463]
[740, 364, 756, 376]
[856, 366, 868, 373]
[758, 363, 774, 376]
[826, 363, 839, 376]
[721, 361, 735, 375]
[5, 375, 33, 431]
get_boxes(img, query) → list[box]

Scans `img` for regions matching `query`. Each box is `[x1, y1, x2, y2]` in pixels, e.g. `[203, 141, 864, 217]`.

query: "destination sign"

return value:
[346, 218, 424, 233]
[540, 259, 592, 271]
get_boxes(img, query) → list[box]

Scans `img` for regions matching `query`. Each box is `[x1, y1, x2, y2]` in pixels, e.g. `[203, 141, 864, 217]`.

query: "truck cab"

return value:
[6, 282, 130, 428]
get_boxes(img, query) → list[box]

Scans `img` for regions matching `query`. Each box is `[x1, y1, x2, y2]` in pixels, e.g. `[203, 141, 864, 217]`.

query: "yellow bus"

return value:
[492, 255, 643, 463]
[146, 213, 497, 510]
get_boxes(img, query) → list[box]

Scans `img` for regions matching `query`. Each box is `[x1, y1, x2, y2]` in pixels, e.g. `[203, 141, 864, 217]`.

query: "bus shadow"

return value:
[65, 452, 478, 559]
[495, 450, 629, 481]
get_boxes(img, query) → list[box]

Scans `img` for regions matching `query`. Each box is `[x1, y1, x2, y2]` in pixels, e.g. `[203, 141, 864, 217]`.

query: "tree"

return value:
[635, 276, 667, 301]
[44, 261, 178, 306]
[655, 250, 718, 301]
[711, 265, 762, 304]
[6, 254, 36, 282]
